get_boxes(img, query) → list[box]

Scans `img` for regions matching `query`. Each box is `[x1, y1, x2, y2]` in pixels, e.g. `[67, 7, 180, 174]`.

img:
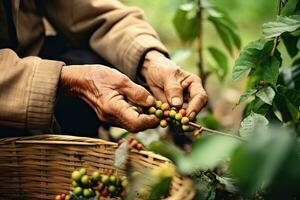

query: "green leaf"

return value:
[278, 85, 300, 108]
[273, 93, 300, 122]
[256, 86, 275, 105]
[261, 57, 280, 87]
[243, 97, 270, 117]
[194, 175, 216, 200]
[207, 47, 228, 80]
[262, 15, 300, 38]
[282, 34, 300, 58]
[239, 112, 269, 139]
[173, 3, 198, 42]
[178, 135, 241, 174]
[232, 39, 274, 80]
[236, 89, 258, 106]
[230, 126, 293, 194]
[282, 0, 300, 16]
[148, 178, 171, 200]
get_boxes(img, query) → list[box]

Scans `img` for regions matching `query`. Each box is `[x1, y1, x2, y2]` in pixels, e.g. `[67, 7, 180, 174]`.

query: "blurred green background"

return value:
[122, 0, 277, 129]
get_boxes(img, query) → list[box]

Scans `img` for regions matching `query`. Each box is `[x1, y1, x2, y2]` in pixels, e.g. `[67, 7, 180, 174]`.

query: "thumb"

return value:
[164, 78, 183, 107]
[120, 80, 155, 107]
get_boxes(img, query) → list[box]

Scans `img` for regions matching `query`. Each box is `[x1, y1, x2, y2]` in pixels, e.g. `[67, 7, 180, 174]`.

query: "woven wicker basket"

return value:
[0, 135, 195, 200]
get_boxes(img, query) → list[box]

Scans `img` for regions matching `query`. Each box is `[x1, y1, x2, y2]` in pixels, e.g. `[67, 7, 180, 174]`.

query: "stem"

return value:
[197, 0, 205, 84]
[271, 0, 282, 56]
[188, 122, 246, 142]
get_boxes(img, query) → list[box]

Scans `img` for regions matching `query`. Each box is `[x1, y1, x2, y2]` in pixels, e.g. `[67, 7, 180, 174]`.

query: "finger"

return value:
[164, 78, 183, 107]
[150, 87, 168, 103]
[120, 79, 155, 107]
[114, 99, 159, 132]
[184, 77, 208, 120]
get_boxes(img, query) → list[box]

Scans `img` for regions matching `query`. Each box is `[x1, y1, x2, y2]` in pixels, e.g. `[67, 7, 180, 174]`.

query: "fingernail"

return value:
[171, 97, 182, 106]
[146, 96, 155, 105]
[189, 112, 196, 120]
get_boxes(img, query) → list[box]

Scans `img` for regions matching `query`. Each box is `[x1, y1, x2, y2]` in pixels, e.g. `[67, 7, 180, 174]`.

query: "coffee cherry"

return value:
[178, 109, 187, 117]
[129, 139, 138, 149]
[169, 110, 177, 118]
[101, 175, 109, 185]
[155, 109, 163, 119]
[175, 113, 183, 121]
[163, 110, 170, 117]
[121, 179, 128, 188]
[161, 103, 170, 111]
[108, 185, 116, 194]
[81, 175, 89, 186]
[92, 171, 101, 182]
[182, 125, 190, 131]
[109, 175, 117, 185]
[61, 194, 66, 199]
[72, 180, 78, 187]
[83, 188, 92, 197]
[65, 194, 71, 200]
[72, 171, 82, 182]
[181, 116, 189, 125]
[136, 143, 143, 151]
[155, 100, 162, 109]
[79, 168, 87, 176]
[101, 187, 109, 197]
[73, 187, 83, 196]
[148, 106, 156, 114]
[160, 119, 168, 128]
[120, 176, 127, 181]
[55, 195, 62, 200]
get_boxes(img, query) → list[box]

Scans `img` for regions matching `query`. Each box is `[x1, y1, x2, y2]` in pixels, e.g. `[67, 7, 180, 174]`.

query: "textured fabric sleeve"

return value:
[44, 0, 169, 80]
[0, 48, 64, 129]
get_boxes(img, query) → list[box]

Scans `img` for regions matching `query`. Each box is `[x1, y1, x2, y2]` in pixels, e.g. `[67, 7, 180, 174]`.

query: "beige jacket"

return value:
[0, 0, 168, 130]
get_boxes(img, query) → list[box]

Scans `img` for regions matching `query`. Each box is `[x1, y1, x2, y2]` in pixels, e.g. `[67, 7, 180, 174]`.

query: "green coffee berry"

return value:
[101, 175, 109, 185]
[92, 171, 101, 182]
[181, 116, 189, 125]
[73, 187, 83, 196]
[109, 175, 117, 185]
[79, 168, 87, 176]
[175, 121, 181, 126]
[175, 113, 183, 121]
[182, 125, 190, 131]
[81, 175, 89, 186]
[108, 185, 116, 194]
[72, 180, 79, 187]
[161, 103, 170, 111]
[148, 106, 156, 114]
[83, 188, 93, 197]
[72, 171, 82, 182]
[155, 100, 162, 109]
[155, 109, 163, 119]
[160, 119, 168, 128]
[169, 110, 177, 118]
[121, 179, 128, 188]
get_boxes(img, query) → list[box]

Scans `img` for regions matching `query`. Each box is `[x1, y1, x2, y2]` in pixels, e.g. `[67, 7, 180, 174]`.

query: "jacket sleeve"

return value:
[44, 0, 169, 80]
[0, 49, 64, 129]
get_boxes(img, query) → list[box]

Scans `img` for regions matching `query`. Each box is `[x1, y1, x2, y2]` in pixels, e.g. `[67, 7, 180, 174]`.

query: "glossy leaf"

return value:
[232, 39, 273, 80]
[262, 15, 300, 38]
[207, 47, 228, 80]
[173, 3, 198, 42]
[282, 34, 300, 58]
[239, 112, 269, 139]
[236, 89, 258, 106]
[256, 86, 275, 105]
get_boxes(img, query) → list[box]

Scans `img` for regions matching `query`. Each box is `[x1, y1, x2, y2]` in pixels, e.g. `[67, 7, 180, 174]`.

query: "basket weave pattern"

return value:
[0, 135, 195, 200]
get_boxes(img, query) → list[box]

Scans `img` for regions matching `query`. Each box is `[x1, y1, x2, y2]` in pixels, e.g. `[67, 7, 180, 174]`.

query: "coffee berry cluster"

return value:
[148, 101, 191, 131]
[55, 168, 128, 199]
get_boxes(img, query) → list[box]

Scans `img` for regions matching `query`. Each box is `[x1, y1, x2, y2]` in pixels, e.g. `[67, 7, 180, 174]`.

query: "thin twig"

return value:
[188, 122, 246, 142]
[271, 0, 282, 56]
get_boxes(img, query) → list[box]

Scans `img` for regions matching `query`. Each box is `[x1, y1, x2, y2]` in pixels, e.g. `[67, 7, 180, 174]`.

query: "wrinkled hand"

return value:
[60, 65, 159, 132]
[142, 51, 208, 120]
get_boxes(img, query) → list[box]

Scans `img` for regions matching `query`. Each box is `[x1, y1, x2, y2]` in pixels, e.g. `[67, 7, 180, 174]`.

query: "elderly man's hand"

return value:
[60, 65, 159, 132]
[142, 51, 208, 120]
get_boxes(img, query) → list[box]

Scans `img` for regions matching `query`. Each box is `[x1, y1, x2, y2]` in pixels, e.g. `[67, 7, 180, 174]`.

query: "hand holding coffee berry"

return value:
[60, 65, 159, 132]
[142, 51, 208, 120]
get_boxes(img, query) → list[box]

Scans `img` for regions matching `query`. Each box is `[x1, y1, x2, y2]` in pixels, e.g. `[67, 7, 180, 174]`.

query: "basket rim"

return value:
[0, 134, 170, 162]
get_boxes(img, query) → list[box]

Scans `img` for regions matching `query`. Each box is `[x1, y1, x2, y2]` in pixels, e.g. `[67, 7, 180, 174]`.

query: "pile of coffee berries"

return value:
[117, 135, 143, 151]
[55, 193, 70, 200]
[56, 168, 129, 199]
[148, 101, 191, 131]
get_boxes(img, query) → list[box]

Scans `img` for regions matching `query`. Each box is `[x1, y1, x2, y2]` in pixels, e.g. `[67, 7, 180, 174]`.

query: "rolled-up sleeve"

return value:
[0, 49, 64, 129]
